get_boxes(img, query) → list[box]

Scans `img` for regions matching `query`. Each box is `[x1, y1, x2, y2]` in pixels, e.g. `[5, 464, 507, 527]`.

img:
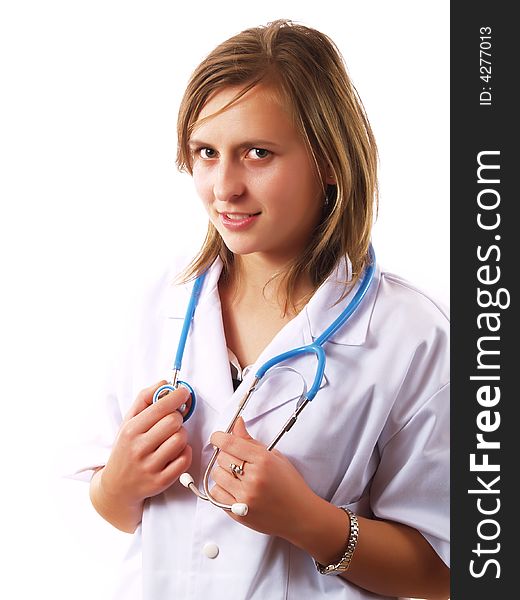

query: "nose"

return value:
[213, 158, 245, 203]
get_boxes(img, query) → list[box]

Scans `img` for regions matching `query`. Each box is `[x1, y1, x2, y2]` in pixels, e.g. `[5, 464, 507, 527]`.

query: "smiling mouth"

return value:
[222, 212, 261, 220]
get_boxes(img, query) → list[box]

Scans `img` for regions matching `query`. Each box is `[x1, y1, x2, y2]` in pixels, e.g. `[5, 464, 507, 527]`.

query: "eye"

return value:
[247, 148, 271, 160]
[197, 147, 217, 159]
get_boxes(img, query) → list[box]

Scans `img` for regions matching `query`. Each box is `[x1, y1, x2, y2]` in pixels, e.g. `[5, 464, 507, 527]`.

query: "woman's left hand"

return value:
[209, 417, 318, 541]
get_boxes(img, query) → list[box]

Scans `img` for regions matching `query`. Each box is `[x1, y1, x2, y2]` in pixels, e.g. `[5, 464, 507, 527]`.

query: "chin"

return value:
[222, 243, 261, 257]
[217, 234, 261, 257]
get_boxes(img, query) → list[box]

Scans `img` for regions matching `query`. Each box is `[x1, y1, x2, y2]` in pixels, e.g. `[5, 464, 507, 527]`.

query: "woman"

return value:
[82, 20, 449, 600]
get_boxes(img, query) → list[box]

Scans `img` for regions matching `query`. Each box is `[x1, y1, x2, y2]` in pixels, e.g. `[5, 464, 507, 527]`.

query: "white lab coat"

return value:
[69, 255, 450, 600]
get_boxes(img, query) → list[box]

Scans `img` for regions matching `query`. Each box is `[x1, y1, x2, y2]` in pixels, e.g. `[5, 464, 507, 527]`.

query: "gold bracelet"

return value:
[315, 507, 359, 575]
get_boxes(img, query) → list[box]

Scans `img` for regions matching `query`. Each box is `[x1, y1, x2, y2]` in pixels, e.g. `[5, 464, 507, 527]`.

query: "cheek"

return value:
[255, 166, 295, 209]
[271, 156, 322, 202]
[192, 166, 212, 205]
[278, 174, 322, 217]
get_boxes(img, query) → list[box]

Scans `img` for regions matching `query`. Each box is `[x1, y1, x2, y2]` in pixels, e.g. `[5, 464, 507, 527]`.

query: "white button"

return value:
[202, 542, 219, 559]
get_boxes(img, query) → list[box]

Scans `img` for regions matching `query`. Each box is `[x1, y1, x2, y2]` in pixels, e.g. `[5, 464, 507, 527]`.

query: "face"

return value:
[189, 84, 326, 266]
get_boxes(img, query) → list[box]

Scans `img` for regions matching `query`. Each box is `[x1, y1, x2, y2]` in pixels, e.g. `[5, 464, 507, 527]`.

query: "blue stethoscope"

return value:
[153, 245, 376, 516]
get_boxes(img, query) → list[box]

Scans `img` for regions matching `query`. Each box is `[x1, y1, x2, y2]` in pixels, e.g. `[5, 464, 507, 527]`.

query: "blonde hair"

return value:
[176, 19, 378, 310]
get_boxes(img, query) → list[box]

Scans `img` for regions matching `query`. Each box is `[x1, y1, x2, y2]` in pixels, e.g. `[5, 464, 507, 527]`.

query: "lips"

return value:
[221, 212, 261, 220]
[219, 211, 261, 230]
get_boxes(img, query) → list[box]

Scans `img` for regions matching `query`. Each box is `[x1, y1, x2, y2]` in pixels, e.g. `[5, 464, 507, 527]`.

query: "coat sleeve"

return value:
[60, 375, 125, 483]
[60, 261, 183, 483]
[370, 382, 450, 567]
[363, 275, 451, 567]
[327, 273, 451, 569]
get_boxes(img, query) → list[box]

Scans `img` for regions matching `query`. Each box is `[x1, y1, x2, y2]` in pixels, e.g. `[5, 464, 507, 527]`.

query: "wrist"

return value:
[286, 493, 350, 567]
[90, 467, 144, 533]
[97, 465, 142, 510]
[315, 507, 359, 575]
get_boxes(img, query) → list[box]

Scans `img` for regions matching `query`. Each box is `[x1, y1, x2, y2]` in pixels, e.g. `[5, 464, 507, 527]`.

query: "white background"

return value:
[0, 1, 449, 598]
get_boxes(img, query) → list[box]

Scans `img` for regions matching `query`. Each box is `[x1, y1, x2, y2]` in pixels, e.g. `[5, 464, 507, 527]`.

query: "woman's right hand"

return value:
[90, 381, 192, 532]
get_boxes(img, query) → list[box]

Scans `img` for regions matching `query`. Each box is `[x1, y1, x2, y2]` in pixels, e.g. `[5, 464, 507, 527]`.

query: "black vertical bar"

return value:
[451, 2, 516, 598]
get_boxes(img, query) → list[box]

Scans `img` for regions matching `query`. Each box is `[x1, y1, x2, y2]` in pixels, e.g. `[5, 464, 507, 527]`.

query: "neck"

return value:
[236, 253, 283, 291]
[224, 253, 314, 314]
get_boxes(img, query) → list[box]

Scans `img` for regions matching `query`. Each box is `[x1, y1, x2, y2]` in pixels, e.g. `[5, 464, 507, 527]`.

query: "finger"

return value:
[156, 444, 193, 490]
[150, 427, 189, 470]
[210, 430, 263, 461]
[143, 410, 183, 450]
[134, 386, 191, 433]
[209, 481, 237, 507]
[125, 380, 167, 420]
[232, 417, 253, 440]
[216, 450, 246, 476]
[211, 465, 242, 496]
[143, 412, 184, 454]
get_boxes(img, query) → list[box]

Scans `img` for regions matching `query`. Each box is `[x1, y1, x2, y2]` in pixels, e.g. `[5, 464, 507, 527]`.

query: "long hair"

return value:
[176, 19, 378, 310]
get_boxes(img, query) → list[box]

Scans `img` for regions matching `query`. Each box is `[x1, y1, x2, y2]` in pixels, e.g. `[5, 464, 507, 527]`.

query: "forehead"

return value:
[191, 84, 297, 140]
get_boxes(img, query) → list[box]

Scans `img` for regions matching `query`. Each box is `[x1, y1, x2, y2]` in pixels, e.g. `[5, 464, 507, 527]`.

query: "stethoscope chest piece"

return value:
[152, 380, 196, 421]
[159, 245, 376, 515]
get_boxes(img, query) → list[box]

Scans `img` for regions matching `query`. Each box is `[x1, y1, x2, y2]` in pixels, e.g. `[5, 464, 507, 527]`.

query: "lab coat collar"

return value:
[304, 257, 381, 347]
[163, 256, 380, 423]
[165, 256, 381, 344]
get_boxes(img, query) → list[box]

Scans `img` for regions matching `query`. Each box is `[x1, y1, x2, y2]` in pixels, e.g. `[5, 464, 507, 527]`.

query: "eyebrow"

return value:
[188, 138, 282, 150]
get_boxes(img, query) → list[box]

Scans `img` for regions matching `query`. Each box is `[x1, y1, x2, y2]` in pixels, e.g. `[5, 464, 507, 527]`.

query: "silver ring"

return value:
[229, 461, 245, 478]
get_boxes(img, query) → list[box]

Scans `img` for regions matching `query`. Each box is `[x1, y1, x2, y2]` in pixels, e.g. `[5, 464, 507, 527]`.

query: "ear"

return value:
[321, 163, 336, 186]
[325, 173, 336, 185]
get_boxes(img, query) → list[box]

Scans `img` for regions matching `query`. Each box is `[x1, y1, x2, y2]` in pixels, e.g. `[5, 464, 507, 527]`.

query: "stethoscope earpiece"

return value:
[231, 503, 249, 516]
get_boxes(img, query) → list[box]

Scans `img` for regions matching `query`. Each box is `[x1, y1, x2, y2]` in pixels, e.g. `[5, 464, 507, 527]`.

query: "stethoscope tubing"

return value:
[165, 246, 376, 515]
[254, 245, 375, 400]
[152, 273, 207, 416]
[174, 273, 207, 370]
[256, 344, 326, 401]
[314, 245, 376, 346]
